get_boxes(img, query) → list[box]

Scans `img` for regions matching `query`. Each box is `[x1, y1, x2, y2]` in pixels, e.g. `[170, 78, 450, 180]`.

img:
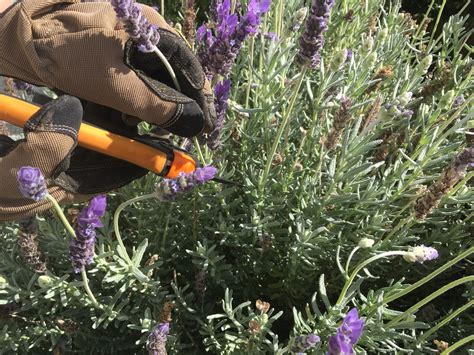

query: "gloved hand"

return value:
[0, 95, 149, 221]
[0, 0, 216, 221]
[0, 0, 216, 137]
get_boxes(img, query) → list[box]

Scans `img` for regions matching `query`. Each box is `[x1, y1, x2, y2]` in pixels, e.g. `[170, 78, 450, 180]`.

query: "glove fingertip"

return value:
[161, 102, 204, 138]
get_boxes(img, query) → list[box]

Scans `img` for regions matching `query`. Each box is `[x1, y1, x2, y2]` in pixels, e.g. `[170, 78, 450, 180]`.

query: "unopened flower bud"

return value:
[439, 90, 456, 109]
[366, 52, 377, 68]
[330, 49, 348, 71]
[403, 245, 439, 263]
[294, 162, 303, 171]
[0, 275, 8, 289]
[358, 238, 375, 248]
[379, 28, 388, 41]
[38, 275, 53, 289]
[291, 7, 308, 31]
[418, 55, 432, 73]
[398, 92, 413, 106]
[361, 36, 374, 54]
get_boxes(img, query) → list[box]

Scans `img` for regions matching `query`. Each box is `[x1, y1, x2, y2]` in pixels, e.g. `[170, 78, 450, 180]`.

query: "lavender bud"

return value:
[403, 245, 439, 263]
[291, 334, 320, 353]
[361, 36, 374, 54]
[418, 55, 433, 73]
[358, 238, 375, 248]
[330, 48, 348, 71]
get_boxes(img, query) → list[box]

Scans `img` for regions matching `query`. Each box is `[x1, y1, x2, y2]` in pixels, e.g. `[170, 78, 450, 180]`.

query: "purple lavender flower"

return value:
[197, 0, 271, 79]
[327, 332, 354, 355]
[13, 80, 33, 91]
[327, 308, 364, 355]
[297, 0, 335, 69]
[403, 245, 439, 263]
[339, 308, 364, 344]
[346, 49, 353, 62]
[147, 322, 170, 355]
[69, 195, 107, 273]
[291, 334, 321, 353]
[111, 0, 160, 53]
[207, 80, 232, 150]
[155, 166, 218, 201]
[264, 32, 279, 41]
[17, 167, 48, 201]
[452, 95, 465, 109]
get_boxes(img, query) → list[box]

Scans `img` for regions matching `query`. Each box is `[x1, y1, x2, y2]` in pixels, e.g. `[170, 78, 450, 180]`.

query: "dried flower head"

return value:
[324, 96, 353, 150]
[17, 167, 48, 201]
[182, 0, 197, 45]
[415, 148, 474, 219]
[160, 301, 175, 323]
[256, 299, 270, 314]
[17, 227, 47, 273]
[248, 320, 261, 334]
[433, 340, 449, 352]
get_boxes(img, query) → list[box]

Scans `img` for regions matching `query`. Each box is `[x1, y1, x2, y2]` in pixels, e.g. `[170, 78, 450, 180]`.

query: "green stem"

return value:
[113, 193, 156, 264]
[160, 0, 165, 17]
[193, 138, 207, 166]
[414, 0, 436, 38]
[416, 300, 474, 345]
[442, 335, 474, 355]
[383, 246, 474, 305]
[386, 276, 474, 328]
[81, 267, 99, 307]
[259, 70, 306, 191]
[45, 194, 76, 239]
[153, 48, 181, 92]
[336, 251, 407, 306]
[428, 0, 446, 49]
[245, 37, 255, 109]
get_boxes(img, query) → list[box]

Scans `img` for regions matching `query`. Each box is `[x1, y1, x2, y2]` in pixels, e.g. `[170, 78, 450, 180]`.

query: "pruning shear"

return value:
[0, 93, 239, 186]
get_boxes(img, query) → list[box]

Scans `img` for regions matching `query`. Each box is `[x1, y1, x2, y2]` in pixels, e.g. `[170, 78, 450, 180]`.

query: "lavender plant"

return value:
[0, 0, 473, 353]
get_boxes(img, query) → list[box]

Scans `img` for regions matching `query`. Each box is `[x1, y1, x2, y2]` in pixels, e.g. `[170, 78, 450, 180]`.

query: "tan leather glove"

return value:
[0, 95, 151, 222]
[0, 96, 91, 221]
[0, 0, 216, 137]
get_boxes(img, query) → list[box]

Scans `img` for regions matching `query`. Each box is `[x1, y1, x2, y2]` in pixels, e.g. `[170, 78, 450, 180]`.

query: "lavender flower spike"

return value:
[17, 167, 48, 201]
[297, 0, 335, 69]
[147, 322, 170, 355]
[111, 0, 160, 53]
[155, 166, 218, 201]
[69, 195, 107, 273]
[207, 80, 232, 150]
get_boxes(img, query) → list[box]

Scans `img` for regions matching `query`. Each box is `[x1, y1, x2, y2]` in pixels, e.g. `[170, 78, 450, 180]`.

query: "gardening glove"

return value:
[0, 0, 216, 137]
[0, 95, 149, 222]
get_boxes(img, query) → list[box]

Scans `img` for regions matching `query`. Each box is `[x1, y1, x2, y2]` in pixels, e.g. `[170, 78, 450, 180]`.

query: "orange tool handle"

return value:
[0, 94, 196, 179]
